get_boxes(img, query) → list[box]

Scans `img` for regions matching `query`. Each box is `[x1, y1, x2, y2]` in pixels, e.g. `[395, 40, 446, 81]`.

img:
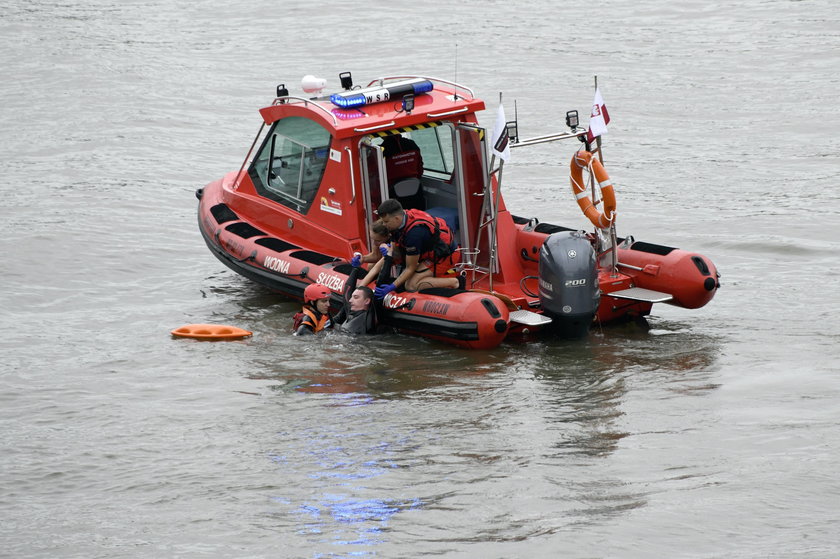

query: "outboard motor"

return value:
[538, 230, 599, 338]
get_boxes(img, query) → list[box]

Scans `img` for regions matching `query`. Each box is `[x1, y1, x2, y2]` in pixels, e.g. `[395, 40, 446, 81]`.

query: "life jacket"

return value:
[383, 136, 422, 183]
[292, 306, 331, 333]
[399, 208, 456, 264]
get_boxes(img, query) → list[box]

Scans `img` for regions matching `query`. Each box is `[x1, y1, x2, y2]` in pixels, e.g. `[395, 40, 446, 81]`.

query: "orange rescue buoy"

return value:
[171, 324, 252, 340]
[570, 150, 616, 229]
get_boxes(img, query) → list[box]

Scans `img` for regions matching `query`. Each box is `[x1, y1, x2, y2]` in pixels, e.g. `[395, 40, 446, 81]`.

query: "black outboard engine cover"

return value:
[538, 230, 599, 338]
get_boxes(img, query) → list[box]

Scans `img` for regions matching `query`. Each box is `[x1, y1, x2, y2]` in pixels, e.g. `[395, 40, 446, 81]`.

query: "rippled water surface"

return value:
[2, 1, 839, 557]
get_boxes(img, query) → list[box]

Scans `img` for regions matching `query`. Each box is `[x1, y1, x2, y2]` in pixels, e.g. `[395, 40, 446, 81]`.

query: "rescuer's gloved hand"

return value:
[374, 283, 395, 299]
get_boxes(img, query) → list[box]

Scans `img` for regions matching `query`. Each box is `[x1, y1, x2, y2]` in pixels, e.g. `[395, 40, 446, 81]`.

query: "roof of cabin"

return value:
[258, 78, 486, 140]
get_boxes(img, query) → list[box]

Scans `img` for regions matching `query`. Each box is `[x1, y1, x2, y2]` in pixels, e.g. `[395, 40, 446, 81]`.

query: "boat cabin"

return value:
[233, 76, 499, 280]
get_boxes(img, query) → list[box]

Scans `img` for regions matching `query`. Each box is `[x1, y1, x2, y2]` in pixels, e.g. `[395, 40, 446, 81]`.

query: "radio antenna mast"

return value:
[453, 43, 459, 100]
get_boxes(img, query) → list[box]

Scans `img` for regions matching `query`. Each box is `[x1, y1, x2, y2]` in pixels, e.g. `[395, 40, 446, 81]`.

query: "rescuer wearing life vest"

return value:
[294, 258, 380, 336]
[293, 284, 334, 335]
[359, 219, 391, 265]
[359, 237, 397, 290]
[373, 199, 462, 298]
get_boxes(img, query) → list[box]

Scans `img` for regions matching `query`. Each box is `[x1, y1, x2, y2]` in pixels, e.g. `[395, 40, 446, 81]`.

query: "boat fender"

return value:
[570, 151, 616, 229]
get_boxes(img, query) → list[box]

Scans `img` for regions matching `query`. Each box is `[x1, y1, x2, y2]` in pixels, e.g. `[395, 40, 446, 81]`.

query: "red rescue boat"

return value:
[196, 73, 719, 349]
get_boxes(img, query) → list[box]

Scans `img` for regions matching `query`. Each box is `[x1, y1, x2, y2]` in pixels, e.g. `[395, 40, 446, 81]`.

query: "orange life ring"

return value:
[171, 324, 253, 340]
[569, 151, 616, 229]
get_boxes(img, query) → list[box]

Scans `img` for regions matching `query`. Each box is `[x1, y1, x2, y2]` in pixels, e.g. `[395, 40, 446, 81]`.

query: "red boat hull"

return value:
[197, 181, 509, 349]
[617, 241, 720, 309]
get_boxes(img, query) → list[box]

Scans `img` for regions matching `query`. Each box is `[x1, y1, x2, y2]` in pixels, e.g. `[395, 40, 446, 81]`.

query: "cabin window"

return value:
[248, 117, 332, 214]
[408, 125, 455, 179]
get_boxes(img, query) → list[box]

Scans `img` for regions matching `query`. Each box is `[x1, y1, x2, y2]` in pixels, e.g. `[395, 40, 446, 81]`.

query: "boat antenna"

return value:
[453, 43, 459, 100]
[514, 99, 518, 143]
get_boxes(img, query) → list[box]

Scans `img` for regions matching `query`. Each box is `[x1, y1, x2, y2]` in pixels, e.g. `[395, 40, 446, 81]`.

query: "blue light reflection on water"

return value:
[267, 397, 422, 556]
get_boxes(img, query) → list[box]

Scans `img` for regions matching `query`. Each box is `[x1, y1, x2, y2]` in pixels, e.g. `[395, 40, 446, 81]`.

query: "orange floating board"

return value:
[171, 324, 252, 340]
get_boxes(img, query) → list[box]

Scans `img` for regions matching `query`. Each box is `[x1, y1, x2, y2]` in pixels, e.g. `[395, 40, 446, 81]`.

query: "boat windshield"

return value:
[248, 116, 331, 214]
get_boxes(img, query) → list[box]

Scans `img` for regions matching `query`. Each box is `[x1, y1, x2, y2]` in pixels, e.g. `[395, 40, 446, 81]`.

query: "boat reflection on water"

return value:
[246, 333, 510, 396]
[238, 310, 722, 548]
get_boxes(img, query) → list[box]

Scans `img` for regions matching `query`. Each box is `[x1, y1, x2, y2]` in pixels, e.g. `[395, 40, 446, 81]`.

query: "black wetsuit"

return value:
[333, 266, 378, 335]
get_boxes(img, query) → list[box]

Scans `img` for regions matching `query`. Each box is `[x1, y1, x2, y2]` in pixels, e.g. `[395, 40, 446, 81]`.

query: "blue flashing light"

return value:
[329, 78, 434, 109]
[412, 80, 433, 95]
[330, 92, 366, 109]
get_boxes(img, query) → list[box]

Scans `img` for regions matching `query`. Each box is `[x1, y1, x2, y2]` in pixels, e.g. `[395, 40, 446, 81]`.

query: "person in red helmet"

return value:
[293, 283, 334, 336]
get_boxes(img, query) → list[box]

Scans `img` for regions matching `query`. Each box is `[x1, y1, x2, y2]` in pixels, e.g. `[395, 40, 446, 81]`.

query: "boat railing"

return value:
[453, 248, 490, 289]
[367, 76, 476, 100]
[510, 129, 589, 148]
[271, 95, 339, 126]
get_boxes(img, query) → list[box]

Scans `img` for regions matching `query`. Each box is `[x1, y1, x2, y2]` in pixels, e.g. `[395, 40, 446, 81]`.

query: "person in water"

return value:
[294, 254, 379, 336]
[293, 284, 334, 335]
[334, 252, 379, 334]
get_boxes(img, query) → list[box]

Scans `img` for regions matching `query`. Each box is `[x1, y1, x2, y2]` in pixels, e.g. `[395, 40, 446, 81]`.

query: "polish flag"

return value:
[586, 88, 610, 142]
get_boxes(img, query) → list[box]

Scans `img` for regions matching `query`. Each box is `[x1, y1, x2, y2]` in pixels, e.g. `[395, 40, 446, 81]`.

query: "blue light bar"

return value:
[331, 93, 367, 109]
[330, 78, 434, 109]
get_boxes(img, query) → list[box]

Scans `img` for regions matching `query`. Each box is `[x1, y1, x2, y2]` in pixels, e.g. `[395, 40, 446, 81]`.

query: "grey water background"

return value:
[1, 0, 838, 557]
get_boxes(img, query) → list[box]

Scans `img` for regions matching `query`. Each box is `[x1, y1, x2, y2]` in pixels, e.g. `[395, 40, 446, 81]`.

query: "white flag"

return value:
[491, 103, 510, 162]
[586, 87, 610, 142]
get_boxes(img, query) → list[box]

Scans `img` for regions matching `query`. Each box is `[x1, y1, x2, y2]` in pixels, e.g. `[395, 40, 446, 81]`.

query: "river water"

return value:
[2, 1, 839, 557]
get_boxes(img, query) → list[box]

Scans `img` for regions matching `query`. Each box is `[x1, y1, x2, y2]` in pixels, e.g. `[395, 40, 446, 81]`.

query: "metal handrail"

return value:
[427, 107, 469, 118]
[354, 121, 396, 133]
[367, 75, 475, 99]
[345, 146, 356, 205]
[271, 95, 338, 126]
[510, 129, 587, 148]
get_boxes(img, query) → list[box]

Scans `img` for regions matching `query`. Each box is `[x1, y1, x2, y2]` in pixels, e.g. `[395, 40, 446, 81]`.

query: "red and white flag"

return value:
[586, 87, 610, 142]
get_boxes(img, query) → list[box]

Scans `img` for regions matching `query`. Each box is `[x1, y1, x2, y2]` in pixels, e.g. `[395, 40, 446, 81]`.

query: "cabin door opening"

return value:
[358, 124, 488, 265]
[454, 124, 490, 272]
[359, 141, 387, 251]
